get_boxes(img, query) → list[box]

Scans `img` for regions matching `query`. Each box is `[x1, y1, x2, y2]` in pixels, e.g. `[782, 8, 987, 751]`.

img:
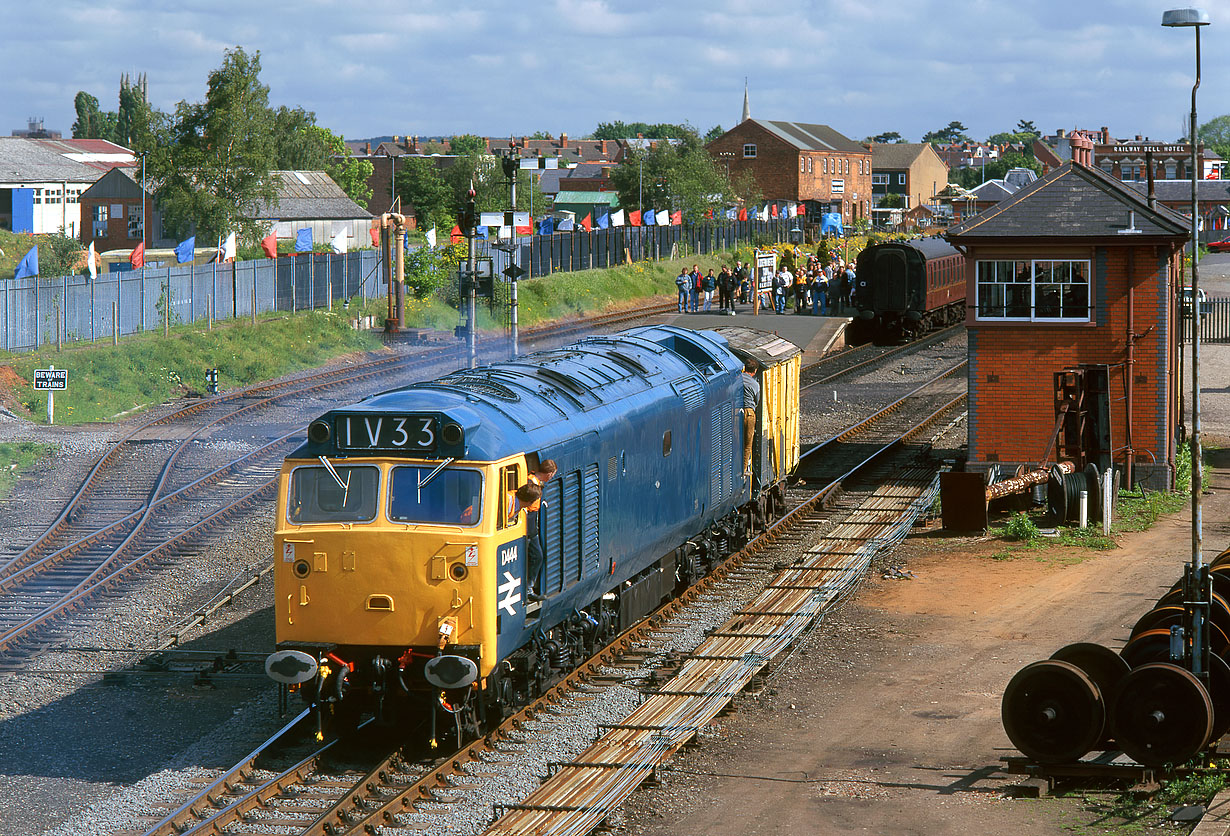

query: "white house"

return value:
[0, 137, 134, 236]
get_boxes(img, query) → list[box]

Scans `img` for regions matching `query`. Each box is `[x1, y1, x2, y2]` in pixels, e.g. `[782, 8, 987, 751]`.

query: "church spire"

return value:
[741, 78, 751, 123]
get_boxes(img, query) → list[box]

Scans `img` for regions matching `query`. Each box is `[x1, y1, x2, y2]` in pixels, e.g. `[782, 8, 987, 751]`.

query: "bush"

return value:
[1003, 512, 1041, 541]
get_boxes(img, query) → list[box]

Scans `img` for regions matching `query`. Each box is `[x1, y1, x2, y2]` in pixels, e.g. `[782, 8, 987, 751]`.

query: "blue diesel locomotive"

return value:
[266, 325, 801, 746]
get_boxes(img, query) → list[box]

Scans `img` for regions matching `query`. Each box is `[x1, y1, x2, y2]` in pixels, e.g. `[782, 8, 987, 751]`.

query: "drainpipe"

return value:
[1126, 248, 1136, 487]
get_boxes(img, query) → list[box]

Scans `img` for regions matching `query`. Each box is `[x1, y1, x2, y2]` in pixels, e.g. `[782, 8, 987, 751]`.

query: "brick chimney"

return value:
[601, 140, 610, 157]
[560, 132, 568, 148]
[1136, 134, 1143, 142]
[1101, 126, 1110, 144]
[364, 142, 371, 155]
[521, 136, 528, 148]
[1056, 128, 1066, 138]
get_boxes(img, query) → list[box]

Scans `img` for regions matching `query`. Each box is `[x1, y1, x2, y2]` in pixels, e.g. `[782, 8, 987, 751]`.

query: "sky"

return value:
[6, 0, 1230, 146]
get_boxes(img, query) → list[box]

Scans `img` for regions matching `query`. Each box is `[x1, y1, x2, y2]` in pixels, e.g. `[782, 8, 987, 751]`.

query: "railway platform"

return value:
[662, 309, 851, 366]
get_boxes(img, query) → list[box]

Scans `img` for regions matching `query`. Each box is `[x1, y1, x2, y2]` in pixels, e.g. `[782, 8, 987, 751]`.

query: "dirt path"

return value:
[617, 468, 1230, 835]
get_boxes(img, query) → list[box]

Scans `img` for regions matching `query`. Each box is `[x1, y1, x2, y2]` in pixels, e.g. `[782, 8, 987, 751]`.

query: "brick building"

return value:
[946, 162, 1188, 490]
[78, 166, 174, 250]
[869, 142, 948, 210]
[706, 119, 872, 221]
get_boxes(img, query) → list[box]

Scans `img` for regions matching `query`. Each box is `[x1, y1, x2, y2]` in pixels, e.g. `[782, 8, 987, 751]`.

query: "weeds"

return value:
[0, 442, 52, 499]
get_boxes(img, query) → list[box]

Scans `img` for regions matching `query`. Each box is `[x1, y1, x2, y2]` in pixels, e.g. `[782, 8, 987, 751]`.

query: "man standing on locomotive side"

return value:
[524, 459, 557, 599]
[742, 360, 760, 478]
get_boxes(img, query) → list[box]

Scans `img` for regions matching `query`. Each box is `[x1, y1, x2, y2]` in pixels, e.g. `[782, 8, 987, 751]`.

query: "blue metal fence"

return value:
[1, 250, 382, 353]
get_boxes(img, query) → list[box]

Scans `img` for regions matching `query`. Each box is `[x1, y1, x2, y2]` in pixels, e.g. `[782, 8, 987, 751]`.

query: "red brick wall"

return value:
[965, 244, 1179, 485]
[79, 196, 143, 250]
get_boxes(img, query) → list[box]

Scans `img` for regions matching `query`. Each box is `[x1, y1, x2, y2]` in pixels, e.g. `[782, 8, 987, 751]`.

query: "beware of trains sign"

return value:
[33, 368, 68, 390]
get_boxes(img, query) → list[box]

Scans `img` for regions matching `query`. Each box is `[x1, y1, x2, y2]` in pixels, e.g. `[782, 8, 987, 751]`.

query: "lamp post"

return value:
[1163, 6, 1211, 677]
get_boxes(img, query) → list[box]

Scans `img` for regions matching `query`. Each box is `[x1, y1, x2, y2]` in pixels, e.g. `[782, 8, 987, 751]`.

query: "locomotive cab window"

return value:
[288, 465, 379, 524]
[499, 464, 521, 529]
[662, 430, 672, 457]
[388, 465, 483, 527]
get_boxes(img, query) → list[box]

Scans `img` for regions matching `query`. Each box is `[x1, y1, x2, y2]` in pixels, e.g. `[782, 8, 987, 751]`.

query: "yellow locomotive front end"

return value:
[265, 406, 532, 745]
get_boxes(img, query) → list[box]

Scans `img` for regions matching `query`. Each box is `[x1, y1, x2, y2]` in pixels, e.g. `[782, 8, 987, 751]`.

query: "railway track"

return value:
[800, 323, 962, 389]
[127, 362, 967, 836]
[0, 302, 677, 665]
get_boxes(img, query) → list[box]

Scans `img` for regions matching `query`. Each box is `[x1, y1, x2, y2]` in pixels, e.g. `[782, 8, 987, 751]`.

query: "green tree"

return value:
[729, 169, 762, 210]
[152, 46, 278, 243]
[609, 129, 729, 222]
[71, 92, 116, 140]
[114, 76, 152, 148]
[592, 121, 689, 140]
[39, 231, 85, 277]
[704, 124, 724, 142]
[869, 131, 905, 144]
[1016, 119, 1040, 139]
[1199, 114, 1230, 162]
[877, 193, 904, 208]
[394, 157, 453, 231]
[922, 121, 970, 145]
[270, 106, 321, 169]
[450, 134, 486, 155]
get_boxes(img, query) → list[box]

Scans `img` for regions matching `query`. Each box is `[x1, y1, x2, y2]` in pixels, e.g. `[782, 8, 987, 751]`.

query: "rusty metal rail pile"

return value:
[486, 467, 941, 836]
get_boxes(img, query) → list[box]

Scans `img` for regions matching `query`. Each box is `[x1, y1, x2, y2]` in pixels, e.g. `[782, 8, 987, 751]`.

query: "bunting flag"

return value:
[670, 210, 682, 225]
[611, 209, 625, 227]
[425, 227, 437, 247]
[581, 213, 592, 232]
[175, 236, 196, 264]
[131, 241, 145, 269]
[771, 203, 779, 218]
[14, 245, 38, 279]
[628, 210, 641, 227]
[644, 209, 656, 226]
[704, 209, 713, 220]
[87, 241, 97, 280]
[596, 209, 609, 229]
[330, 230, 348, 254]
[725, 207, 737, 220]
[476, 224, 488, 239]
[738, 207, 748, 221]
[222, 231, 237, 261]
[758, 205, 770, 222]
[295, 228, 313, 252]
[261, 234, 277, 259]
[450, 225, 463, 243]
[558, 216, 575, 231]
[538, 217, 555, 236]
[370, 226, 380, 247]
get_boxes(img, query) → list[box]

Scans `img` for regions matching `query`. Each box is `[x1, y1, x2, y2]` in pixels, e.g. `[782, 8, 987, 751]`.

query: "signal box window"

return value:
[976, 259, 1091, 322]
[389, 465, 483, 526]
[288, 465, 379, 523]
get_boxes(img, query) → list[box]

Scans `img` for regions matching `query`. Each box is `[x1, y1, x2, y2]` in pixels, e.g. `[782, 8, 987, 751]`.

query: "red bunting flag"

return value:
[771, 203, 778, 218]
[261, 234, 277, 259]
[369, 226, 380, 246]
[738, 208, 748, 221]
[581, 213, 592, 231]
[670, 210, 682, 225]
[629, 210, 642, 227]
[130, 241, 145, 268]
[704, 209, 713, 220]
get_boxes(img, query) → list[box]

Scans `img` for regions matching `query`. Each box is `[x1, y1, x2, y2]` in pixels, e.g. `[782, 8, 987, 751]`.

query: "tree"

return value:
[1200, 114, 1230, 162]
[729, 169, 762, 210]
[877, 193, 904, 208]
[922, 121, 970, 145]
[394, 157, 453, 231]
[592, 121, 689, 140]
[152, 46, 279, 243]
[270, 106, 322, 170]
[1015, 119, 1039, 139]
[609, 128, 729, 222]
[449, 134, 486, 155]
[114, 75, 153, 149]
[704, 124, 724, 143]
[39, 231, 85, 278]
[869, 131, 905, 144]
[71, 92, 116, 140]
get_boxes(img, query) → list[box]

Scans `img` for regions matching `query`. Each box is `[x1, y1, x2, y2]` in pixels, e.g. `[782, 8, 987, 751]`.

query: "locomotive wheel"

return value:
[1050, 643, 1129, 750]
[1121, 628, 1176, 668]
[1131, 606, 1230, 659]
[1110, 662, 1214, 767]
[1001, 660, 1104, 763]
[1208, 653, 1230, 743]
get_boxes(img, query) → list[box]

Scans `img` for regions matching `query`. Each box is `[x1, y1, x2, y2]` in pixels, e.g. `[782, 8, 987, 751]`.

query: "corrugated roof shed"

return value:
[253, 171, 372, 220]
[0, 137, 108, 184]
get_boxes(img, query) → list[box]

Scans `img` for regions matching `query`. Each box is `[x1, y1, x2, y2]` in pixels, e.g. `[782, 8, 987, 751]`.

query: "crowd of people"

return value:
[675, 255, 858, 317]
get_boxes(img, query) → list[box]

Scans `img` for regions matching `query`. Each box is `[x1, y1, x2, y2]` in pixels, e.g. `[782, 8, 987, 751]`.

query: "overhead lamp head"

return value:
[1162, 7, 1210, 26]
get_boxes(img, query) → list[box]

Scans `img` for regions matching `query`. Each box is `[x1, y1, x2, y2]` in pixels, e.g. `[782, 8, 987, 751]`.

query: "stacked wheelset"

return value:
[1002, 548, 1230, 768]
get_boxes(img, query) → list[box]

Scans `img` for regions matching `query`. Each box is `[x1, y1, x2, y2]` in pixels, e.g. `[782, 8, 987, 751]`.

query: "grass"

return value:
[2, 311, 383, 424]
[0, 442, 53, 499]
[1, 251, 741, 425]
